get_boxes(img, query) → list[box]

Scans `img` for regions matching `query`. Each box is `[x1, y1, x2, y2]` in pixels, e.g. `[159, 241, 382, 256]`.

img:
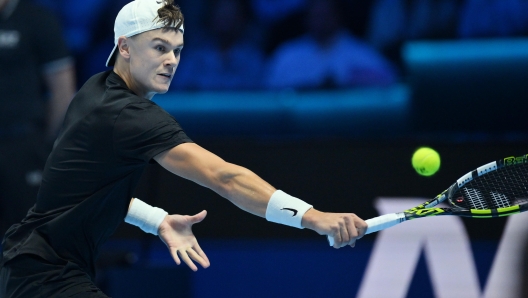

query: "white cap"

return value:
[106, 0, 184, 67]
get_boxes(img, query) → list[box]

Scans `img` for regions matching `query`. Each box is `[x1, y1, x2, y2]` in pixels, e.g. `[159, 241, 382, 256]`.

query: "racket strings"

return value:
[490, 192, 509, 208]
[456, 163, 528, 210]
[463, 188, 488, 209]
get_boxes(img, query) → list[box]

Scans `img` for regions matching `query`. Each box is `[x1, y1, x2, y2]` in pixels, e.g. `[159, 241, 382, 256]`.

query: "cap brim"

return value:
[105, 44, 118, 67]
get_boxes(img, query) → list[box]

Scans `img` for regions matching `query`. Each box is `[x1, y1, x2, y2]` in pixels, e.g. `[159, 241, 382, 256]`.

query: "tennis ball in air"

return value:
[412, 147, 441, 176]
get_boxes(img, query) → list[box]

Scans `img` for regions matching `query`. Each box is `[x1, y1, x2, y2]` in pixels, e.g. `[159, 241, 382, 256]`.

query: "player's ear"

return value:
[117, 36, 131, 60]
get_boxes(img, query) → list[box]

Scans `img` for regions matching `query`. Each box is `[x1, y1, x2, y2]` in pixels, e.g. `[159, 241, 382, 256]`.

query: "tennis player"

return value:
[0, 0, 367, 296]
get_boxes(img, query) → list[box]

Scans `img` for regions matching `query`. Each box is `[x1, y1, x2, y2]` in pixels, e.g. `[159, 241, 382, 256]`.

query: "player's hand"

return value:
[158, 210, 210, 271]
[301, 209, 367, 249]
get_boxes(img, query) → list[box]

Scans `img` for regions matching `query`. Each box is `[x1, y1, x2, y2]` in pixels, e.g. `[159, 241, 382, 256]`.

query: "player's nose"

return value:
[165, 51, 179, 66]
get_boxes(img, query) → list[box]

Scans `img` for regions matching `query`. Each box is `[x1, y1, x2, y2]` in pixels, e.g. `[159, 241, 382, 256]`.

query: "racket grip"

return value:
[327, 213, 405, 247]
[364, 213, 405, 234]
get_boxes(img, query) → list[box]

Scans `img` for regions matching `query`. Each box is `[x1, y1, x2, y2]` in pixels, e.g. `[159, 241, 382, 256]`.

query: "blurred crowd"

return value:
[28, 0, 528, 91]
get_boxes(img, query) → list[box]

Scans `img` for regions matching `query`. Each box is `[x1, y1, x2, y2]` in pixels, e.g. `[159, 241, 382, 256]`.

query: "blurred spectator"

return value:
[366, 0, 462, 68]
[172, 0, 266, 90]
[251, 0, 306, 25]
[266, 0, 397, 90]
[32, 0, 106, 53]
[255, 1, 306, 56]
[458, 0, 528, 39]
[258, 0, 373, 57]
[32, 0, 106, 86]
[0, 0, 76, 237]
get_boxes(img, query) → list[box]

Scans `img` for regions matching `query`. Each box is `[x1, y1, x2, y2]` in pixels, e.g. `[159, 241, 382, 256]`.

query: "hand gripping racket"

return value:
[328, 154, 528, 246]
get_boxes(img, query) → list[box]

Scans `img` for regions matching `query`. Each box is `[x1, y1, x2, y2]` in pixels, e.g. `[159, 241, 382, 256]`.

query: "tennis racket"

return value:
[328, 154, 528, 246]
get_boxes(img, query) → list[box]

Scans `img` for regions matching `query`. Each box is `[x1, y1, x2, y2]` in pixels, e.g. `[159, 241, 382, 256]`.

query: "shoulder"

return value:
[110, 96, 168, 127]
[104, 71, 146, 103]
[75, 71, 113, 98]
[70, 71, 138, 118]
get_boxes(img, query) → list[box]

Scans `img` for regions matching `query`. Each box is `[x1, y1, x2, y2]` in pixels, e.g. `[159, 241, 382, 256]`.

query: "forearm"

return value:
[209, 163, 316, 229]
[153, 143, 313, 227]
[212, 164, 276, 217]
[154, 144, 275, 217]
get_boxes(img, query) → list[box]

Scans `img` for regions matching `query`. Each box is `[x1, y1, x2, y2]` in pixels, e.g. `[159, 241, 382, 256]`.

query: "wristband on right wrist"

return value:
[265, 190, 313, 229]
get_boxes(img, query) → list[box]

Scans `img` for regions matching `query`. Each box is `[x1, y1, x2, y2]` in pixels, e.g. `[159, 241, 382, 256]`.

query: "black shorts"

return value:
[0, 254, 109, 298]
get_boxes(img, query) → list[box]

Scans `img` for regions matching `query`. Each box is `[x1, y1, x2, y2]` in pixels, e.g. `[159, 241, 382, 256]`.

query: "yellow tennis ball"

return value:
[412, 147, 441, 176]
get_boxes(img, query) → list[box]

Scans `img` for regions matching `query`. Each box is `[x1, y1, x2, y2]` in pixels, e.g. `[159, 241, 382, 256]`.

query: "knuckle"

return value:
[344, 216, 352, 226]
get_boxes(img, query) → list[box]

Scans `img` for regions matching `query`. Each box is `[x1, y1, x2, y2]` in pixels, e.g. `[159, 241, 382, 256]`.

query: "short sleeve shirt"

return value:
[1, 70, 192, 279]
[0, 0, 71, 126]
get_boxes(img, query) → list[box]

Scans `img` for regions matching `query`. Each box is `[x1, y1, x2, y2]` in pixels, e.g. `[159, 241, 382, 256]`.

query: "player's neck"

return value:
[113, 66, 154, 100]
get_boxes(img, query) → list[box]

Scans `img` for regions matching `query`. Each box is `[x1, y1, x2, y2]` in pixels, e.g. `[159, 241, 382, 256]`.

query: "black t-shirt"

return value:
[1, 70, 192, 279]
[0, 0, 71, 127]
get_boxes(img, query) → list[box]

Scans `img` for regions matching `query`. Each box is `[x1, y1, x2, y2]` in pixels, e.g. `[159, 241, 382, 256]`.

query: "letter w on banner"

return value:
[357, 198, 528, 298]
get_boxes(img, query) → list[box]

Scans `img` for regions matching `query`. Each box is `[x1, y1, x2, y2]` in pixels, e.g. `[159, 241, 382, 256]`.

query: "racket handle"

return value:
[327, 213, 405, 247]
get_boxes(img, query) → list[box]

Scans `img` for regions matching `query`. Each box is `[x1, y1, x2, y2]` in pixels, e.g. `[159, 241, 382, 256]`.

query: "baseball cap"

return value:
[106, 0, 184, 67]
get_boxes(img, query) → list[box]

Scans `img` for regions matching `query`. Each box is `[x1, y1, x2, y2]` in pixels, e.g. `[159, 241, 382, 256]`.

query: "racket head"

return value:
[445, 155, 528, 218]
[330, 154, 528, 245]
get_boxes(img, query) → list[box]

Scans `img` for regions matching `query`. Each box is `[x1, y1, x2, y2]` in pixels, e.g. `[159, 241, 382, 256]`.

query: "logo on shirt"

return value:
[0, 30, 20, 49]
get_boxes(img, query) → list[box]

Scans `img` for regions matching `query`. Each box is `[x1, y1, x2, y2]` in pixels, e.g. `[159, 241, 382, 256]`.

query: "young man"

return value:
[0, 0, 367, 296]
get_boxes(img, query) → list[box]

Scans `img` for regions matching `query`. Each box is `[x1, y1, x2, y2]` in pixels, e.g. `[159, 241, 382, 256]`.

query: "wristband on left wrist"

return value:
[125, 198, 168, 235]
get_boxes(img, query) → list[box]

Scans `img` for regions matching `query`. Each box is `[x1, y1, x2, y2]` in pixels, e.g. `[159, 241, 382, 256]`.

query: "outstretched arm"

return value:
[154, 143, 367, 247]
[154, 143, 275, 217]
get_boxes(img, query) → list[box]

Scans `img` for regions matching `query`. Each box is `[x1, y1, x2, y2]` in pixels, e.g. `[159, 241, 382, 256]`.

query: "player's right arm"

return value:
[153, 143, 367, 247]
[154, 142, 275, 217]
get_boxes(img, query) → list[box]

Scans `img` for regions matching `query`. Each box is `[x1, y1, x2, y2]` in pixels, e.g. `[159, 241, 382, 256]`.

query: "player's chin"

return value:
[153, 82, 171, 94]
[154, 76, 173, 90]
[156, 88, 170, 94]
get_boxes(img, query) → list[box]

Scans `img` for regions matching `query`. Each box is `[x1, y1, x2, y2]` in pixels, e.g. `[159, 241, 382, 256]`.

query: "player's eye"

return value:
[156, 45, 166, 52]
[174, 48, 182, 55]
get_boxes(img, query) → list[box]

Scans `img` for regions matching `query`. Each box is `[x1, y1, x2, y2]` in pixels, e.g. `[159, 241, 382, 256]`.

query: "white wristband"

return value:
[125, 198, 168, 235]
[265, 190, 313, 229]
